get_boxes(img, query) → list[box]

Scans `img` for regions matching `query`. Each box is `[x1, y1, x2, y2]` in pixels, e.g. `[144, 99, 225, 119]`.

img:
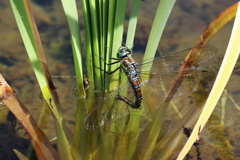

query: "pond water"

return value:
[0, 0, 240, 159]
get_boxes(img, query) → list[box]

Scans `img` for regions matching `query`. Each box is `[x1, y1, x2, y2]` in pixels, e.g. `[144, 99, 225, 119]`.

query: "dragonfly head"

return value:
[117, 46, 132, 58]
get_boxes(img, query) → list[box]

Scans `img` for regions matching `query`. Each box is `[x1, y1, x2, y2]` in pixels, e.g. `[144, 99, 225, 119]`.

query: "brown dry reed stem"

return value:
[0, 74, 59, 160]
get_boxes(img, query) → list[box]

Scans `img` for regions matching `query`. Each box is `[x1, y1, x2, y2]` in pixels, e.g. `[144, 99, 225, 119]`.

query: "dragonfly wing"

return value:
[194, 45, 218, 64]
[84, 73, 136, 130]
[139, 45, 217, 74]
[142, 70, 216, 97]
[84, 93, 130, 130]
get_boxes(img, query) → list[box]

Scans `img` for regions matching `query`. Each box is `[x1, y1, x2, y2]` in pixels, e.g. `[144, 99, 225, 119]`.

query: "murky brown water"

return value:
[0, 0, 240, 159]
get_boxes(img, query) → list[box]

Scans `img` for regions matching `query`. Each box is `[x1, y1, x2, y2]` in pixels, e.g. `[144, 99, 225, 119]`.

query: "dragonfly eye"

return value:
[117, 50, 127, 58]
[117, 46, 132, 58]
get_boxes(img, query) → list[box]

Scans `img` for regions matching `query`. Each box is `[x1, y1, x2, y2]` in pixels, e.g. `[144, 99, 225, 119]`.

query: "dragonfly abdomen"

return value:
[119, 57, 142, 108]
[128, 73, 142, 106]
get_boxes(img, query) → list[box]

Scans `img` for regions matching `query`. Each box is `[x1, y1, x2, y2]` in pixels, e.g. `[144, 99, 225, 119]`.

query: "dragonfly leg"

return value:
[94, 65, 121, 74]
[116, 95, 141, 109]
[116, 95, 134, 107]
[95, 55, 122, 74]
[95, 54, 121, 65]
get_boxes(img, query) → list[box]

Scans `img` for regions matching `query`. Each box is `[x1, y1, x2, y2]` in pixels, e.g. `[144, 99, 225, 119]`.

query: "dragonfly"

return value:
[84, 45, 218, 130]
[97, 46, 143, 109]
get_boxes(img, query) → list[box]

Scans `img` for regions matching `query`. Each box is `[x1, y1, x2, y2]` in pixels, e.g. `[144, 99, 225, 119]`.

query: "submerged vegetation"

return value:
[0, 0, 239, 159]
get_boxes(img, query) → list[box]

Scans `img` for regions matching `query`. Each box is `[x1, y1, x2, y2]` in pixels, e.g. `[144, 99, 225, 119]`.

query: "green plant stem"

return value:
[143, 0, 176, 72]
[126, 0, 142, 47]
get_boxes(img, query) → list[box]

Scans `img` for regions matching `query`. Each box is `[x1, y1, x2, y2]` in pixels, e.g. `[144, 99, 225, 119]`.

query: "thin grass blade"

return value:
[126, 0, 142, 47]
[142, 0, 176, 72]
[61, 0, 85, 98]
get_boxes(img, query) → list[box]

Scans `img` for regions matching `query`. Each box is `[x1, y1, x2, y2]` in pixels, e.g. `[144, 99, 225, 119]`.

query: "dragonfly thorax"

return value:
[117, 46, 132, 58]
